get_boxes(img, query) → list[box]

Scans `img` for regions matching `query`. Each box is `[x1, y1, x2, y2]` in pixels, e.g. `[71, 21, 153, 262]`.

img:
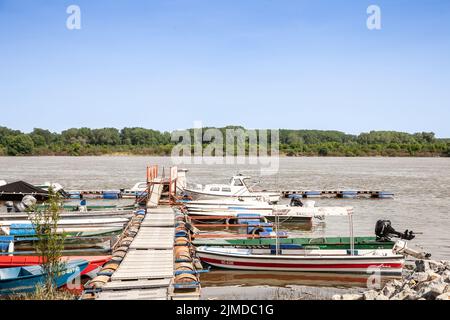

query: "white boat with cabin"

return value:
[183, 174, 280, 203]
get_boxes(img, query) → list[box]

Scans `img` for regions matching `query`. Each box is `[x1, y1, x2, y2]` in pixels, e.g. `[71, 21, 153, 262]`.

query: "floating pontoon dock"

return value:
[65, 188, 394, 200]
[280, 190, 394, 199]
[82, 165, 201, 300]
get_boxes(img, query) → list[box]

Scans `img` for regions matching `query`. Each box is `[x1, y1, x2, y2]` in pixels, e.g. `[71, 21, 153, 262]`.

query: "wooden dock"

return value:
[88, 166, 201, 300]
[96, 207, 176, 300]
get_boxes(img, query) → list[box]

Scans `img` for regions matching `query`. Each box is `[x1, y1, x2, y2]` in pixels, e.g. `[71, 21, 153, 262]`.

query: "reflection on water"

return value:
[200, 269, 396, 288]
[200, 270, 399, 300]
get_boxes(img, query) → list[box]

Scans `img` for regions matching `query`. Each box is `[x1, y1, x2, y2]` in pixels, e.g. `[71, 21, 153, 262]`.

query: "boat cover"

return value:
[0, 181, 48, 201]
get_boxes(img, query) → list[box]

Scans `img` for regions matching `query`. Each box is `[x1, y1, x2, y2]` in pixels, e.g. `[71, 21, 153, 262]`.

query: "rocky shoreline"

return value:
[333, 260, 450, 300]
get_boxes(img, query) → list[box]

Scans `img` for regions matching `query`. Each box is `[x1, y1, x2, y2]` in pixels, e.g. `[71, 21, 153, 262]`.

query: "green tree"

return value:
[30, 128, 55, 146]
[90, 128, 121, 145]
[5, 134, 35, 155]
[318, 147, 328, 156]
[28, 188, 66, 299]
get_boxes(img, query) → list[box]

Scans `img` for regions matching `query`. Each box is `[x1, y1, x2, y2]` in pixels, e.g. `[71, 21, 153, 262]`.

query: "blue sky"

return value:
[0, 0, 449, 136]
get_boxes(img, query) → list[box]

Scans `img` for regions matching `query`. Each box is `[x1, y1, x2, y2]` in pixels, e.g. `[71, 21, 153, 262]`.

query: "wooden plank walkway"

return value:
[130, 227, 174, 249]
[111, 250, 174, 280]
[98, 206, 175, 300]
[97, 288, 168, 300]
[147, 179, 163, 208]
[140, 213, 175, 227]
[102, 279, 171, 291]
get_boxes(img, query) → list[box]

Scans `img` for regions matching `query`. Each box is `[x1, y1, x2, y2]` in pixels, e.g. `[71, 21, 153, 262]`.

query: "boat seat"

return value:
[308, 238, 326, 244]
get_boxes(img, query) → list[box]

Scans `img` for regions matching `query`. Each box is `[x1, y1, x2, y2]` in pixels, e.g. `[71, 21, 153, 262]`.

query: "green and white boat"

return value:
[193, 236, 396, 250]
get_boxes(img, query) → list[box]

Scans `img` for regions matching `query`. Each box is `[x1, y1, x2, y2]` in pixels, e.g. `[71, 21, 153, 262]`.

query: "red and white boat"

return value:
[195, 208, 408, 275]
[195, 246, 405, 275]
[0, 255, 111, 276]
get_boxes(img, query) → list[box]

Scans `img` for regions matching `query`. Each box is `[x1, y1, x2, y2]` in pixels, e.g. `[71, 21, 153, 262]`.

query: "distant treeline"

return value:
[0, 126, 449, 157]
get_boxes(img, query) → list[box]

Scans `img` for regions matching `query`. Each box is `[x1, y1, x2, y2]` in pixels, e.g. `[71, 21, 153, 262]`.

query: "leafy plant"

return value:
[27, 187, 67, 299]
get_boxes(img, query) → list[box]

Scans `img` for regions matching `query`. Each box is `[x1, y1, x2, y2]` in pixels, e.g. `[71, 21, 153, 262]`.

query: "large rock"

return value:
[363, 290, 379, 300]
[412, 272, 429, 283]
[417, 278, 447, 299]
[394, 279, 404, 287]
[381, 285, 396, 299]
[331, 295, 342, 300]
[415, 260, 445, 273]
[375, 294, 389, 300]
[436, 292, 450, 300]
[415, 260, 430, 273]
[391, 289, 420, 300]
[429, 260, 446, 273]
[443, 261, 450, 270]
[341, 294, 363, 300]
[441, 270, 450, 282]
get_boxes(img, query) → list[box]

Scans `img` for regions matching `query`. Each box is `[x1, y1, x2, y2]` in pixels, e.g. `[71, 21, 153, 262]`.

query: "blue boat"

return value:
[0, 259, 88, 295]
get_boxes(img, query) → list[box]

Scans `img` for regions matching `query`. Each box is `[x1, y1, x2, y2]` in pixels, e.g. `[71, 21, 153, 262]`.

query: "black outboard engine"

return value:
[12, 195, 37, 212]
[5, 201, 14, 213]
[289, 195, 304, 207]
[375, 220, 416, 241]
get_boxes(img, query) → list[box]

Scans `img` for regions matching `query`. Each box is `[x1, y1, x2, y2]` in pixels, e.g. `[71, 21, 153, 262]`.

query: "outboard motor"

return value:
[375, 220, 416, 241]
[13, 195, 37, 212]
[289, 195, 304, 207]
[5, 201, 14, 213]
[79, 199, 87, 212]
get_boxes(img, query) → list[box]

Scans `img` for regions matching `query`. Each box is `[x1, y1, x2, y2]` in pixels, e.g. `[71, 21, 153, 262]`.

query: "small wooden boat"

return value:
[0, 210, 135, 221]
[186, 208, 351, 223]
[0, 259, 88, 295]
[195, 246, 404, 275]
[0, 256, 111, 276]
[36, 204, 117, 212]
[121, 182, 148, 198]
[12, 236, 115, 252]
[34, 204, 131, 212]
[0, 217, 129, 236]
[184, 197, 352, 222]
[195, 208, 407, 275]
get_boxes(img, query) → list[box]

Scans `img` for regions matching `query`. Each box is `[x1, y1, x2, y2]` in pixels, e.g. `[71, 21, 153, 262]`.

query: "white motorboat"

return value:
[183, 174, 280, 203]
[183, 196, 352, 222]
[121, 182, 148, 198]
[0, 217, 130, 235]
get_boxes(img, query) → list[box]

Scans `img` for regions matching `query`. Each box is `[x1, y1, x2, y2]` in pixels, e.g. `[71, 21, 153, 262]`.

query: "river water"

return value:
[1, 156, 449, 299]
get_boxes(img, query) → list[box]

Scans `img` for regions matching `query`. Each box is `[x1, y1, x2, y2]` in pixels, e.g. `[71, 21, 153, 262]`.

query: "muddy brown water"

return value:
[1, 156, 449, 299]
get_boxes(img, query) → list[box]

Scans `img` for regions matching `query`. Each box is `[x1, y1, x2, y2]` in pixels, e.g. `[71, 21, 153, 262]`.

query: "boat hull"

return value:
[0, 260, 88, 295]
[0, 256, 111, 276]
[187, 210, 313, 223]
[0, 210, 134, 221]
[196, 247, 404, 275]
[193, 236, 396, 250]
[184, 189, 280, 203]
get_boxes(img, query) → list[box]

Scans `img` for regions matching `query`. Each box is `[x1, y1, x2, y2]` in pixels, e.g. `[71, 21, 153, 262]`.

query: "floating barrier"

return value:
[376, 192, 395, 199]
[304, 191, 321, 198]
[102, 191, 120, 200]
[282, 190, 394, 199]
[341, 191, 358, 199]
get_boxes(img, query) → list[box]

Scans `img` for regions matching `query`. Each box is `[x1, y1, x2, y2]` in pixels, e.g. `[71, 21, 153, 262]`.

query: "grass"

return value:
[1, 286, 78, 300]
